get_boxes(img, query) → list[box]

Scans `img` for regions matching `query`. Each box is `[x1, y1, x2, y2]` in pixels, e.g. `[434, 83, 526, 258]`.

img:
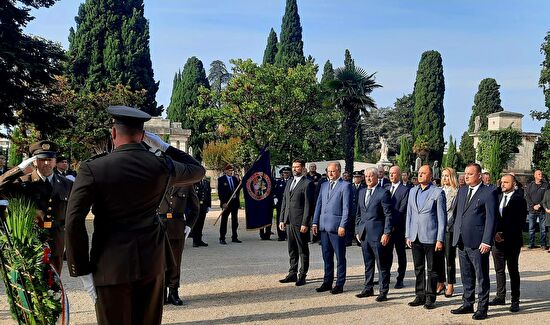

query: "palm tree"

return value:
[327, 67, 382, 173]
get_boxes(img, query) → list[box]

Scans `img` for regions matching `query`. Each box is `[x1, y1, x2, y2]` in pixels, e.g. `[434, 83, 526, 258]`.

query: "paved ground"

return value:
[1, 207, 549, 324]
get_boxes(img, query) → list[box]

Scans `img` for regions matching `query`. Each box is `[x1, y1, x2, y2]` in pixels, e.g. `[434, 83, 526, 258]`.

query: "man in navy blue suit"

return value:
[355, 167, 393, 302]
[451, 163, 498, 320]
[312, 162, 351, 295]
[388, 165, 410, 289]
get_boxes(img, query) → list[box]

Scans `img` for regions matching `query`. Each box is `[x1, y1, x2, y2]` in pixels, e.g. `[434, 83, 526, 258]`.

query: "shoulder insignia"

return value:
[85, 152, 108, 162]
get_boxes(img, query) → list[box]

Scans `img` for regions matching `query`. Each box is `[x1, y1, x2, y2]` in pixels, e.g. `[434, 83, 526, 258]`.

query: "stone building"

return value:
[144, 117, 191, 153]
[471, 111, 540, 179]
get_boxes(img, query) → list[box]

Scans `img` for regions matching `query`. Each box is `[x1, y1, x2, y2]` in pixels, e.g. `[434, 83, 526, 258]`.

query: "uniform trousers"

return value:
[95, 273, 164, 325]
[47, 227, 65, 274]
[166, 238, 185, 288]
[192, 208, 207, 244]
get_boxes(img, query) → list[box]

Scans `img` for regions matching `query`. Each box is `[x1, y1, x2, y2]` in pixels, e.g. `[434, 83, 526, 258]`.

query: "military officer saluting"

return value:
[0, 140, 73, 274]
[65, 106, 205, 325]
[159, 185, 199, 305]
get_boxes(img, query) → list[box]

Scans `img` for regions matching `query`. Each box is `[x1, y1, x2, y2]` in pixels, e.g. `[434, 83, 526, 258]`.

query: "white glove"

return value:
[79, 273, 97, 304]
[143, 131, 169, 152]
[273, 198, 278, 205]
[184, 226, 192, 239]
[17, 156, 37, 170]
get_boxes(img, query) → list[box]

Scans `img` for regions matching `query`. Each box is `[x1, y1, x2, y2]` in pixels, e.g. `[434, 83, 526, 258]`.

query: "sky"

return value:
[25, 0, 550, 144]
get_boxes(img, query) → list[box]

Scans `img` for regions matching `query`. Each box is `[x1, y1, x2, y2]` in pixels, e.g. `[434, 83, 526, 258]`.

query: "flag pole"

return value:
[213, 145, 269, 226]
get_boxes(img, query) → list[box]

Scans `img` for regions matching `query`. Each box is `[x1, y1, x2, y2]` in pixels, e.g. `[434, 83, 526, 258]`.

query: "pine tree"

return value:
[67, 0, 160, 115]
[344, 49, 355, 70]
[208, 60, 231, 94]
[412, 50, 446, 163]
[262, 28, 278, 65]
[274, 0, 305, 69]
[468, 78, 503, 132]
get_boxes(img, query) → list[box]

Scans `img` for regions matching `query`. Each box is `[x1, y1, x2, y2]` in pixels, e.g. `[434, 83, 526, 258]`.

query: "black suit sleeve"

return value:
[482, 188, 499, 246]
[302, 181, 314, 227]
[381, 190, 393, 235]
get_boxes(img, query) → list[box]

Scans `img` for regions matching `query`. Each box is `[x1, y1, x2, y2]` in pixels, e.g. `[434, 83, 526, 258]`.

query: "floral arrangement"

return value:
[0, 197, 64, 324]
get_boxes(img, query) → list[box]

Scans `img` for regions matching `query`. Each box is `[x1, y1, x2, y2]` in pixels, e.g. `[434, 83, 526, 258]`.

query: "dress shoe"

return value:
[193, 242, 200, 247]
[166, 288, 183, 306]
[356, 289, 374, 298]
[408, 296, 426, 307]
[451, 305, 474, 314]
[279, 274, 298, 283]
[436, 283, 446, 295]
[510, 301, 520, 312]
[543, 245, 550, 250]
[219, 239, 227, 245]
[295, 275, 306, 286]
[488, 297, 505, 306]
[198, 241, 208, 247]
[277, 237, 286, 241]
[260, 237, 271, 240]
[472, 310, 488, 320]
[315, 283, 332, 292]
[232, 238, 242, 243]
[394, 280, 404, 289]
[424, 300, 436, 309]
[330, 286, 344, 294]
[445, 284, 454, 297]
[375, 293, 388, 302]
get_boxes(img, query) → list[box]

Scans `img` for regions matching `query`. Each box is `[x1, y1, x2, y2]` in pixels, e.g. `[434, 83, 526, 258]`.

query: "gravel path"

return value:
[1, 207, 549, 324]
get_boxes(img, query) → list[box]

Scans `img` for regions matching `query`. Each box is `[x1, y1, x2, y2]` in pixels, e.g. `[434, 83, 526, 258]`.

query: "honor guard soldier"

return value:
[0, 140, 73, 274]
[159, 185, 199, 305]
[192, 177, 211, 247]
[65, 106, 205, 325]
[273, 167, 291, 241]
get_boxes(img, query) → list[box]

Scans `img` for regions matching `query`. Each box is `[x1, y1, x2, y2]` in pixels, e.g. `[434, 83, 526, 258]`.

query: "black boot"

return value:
[167, 287, 183, 306]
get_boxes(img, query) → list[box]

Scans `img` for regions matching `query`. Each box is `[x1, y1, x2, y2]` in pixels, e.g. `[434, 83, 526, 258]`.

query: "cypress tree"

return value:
[167, 57, 210, 127]
[274, 0, 305, 69]
[444, 135, 458, 169]
[263, 28, 278, 65]
[459, 131, 476, 165]
[412, 50, 445, 163]
[67, 0, 160, 115]
[320, 60, 334, 87]
[533, 31, 550, 177]
[468, 78, 503, 132]
[344, 49, 355, 70]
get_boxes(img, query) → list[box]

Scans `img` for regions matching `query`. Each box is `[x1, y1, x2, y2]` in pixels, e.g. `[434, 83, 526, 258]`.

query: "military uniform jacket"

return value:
[194, 179, 211, 210]
[159, 185, 199, 240]
[273, 178, 289, 209]
[0, 168, 72, 229]
[65, 144, 205, 286]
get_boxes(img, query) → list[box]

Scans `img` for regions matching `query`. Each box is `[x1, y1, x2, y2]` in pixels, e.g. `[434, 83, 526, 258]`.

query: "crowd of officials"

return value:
[0, 104, 548, 324]
[266, 160, 548, 321]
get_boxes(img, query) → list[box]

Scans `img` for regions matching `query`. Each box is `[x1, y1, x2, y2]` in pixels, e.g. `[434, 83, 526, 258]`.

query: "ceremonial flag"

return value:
[242, 148, 274, 229]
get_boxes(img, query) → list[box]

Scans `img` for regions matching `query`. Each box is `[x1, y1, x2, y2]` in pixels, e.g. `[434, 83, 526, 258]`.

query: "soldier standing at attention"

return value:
[159, 185, 199, 305]
[192, 177, 211, 247]
[65, 106, 205, 325]
[0, 140, 73, 274]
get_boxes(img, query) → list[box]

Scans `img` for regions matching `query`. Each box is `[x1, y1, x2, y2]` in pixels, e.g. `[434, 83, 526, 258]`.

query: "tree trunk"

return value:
[344, 110, 358, 173]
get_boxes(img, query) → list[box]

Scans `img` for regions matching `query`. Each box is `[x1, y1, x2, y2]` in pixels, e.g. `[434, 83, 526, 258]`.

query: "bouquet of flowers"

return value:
[0, 197, 68, 324]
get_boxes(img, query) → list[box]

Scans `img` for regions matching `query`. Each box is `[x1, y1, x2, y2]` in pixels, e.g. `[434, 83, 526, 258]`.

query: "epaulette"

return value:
[85, 152, 108, 162]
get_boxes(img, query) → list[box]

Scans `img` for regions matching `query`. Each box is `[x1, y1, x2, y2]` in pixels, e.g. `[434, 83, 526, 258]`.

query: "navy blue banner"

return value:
[243, 149, 274, 230]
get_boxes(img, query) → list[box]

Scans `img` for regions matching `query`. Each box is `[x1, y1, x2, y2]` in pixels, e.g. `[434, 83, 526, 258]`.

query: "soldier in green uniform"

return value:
[159, 184, 199, 305]
[0, 140, 73, 274]
[65, 106, 205, 325]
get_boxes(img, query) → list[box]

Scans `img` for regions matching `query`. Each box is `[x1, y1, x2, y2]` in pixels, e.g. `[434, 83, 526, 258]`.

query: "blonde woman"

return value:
[436, 167, 459, 297]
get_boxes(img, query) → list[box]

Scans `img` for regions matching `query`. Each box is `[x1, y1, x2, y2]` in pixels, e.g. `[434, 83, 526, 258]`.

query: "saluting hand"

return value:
[143, 131, 169, 152]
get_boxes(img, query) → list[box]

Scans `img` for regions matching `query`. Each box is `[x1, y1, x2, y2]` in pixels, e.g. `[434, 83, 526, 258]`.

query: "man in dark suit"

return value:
[451, 163, 498, 320]
[192, 177, 211, 247]
[347, 171, 365, 246]
[378, 165, 390, 188]
[279, 159, 314, 286]
[401, 171, 414, 189]
[65, 106, 205, 325]
[159, 185, 199, 305]
[0, 141, 73, 274]
[217, 164, 241, 244]
[388, 165, 410, 289]
[312, 162, 351, 294]
[306, 163, 322, 185]
[268, 167, 291, 241]
[355, 167, 393, 302]
[405, 165, 447, 309]
[489, 174, 527, 312]
[54, 155, 77, 181]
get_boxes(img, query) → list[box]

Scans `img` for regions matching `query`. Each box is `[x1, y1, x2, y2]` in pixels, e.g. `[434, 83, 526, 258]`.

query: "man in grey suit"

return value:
[355, 167, 393, 302]
[312, 162, 351, 294]
[279, 159, 314, 286]
[406, 165, 447, 309]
